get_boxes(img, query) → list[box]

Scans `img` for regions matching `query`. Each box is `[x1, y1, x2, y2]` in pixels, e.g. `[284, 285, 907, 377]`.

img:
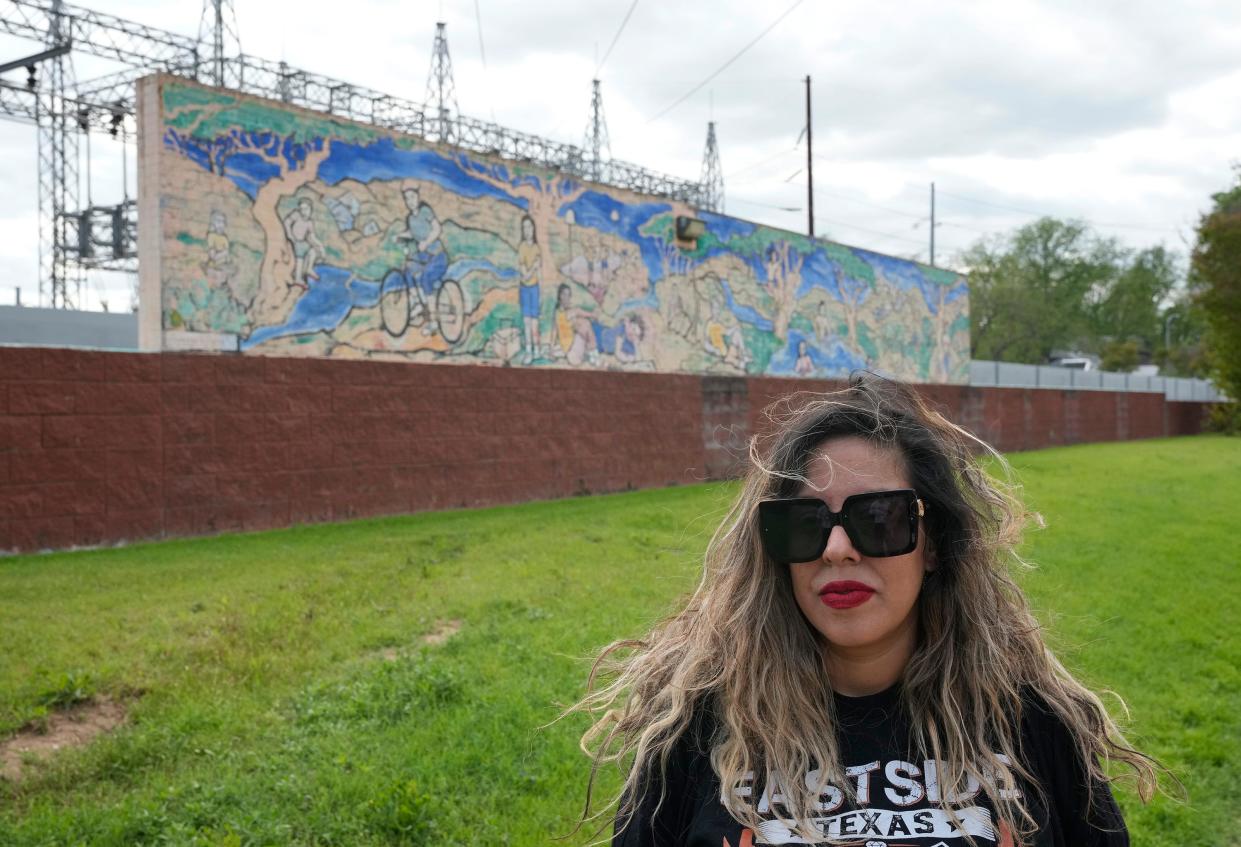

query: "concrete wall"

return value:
[0, 347, 1211, 554]
[0, 306, 137, 350]
[137, 74, 969, 383]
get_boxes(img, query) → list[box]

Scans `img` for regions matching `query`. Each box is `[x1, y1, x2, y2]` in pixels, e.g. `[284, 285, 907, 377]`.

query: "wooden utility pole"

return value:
[930, 181, 936, 266]
[805, 75, 814, 238]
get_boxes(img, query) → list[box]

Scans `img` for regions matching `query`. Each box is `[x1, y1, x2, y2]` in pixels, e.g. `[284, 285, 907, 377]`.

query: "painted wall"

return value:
[138, 75, 969, 383]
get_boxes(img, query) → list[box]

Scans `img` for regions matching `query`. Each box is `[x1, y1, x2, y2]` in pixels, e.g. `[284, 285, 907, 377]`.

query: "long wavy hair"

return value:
[570, 373, 1161, 845]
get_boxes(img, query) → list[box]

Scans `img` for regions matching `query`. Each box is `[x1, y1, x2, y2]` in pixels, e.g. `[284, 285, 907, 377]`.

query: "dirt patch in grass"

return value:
[1, 698, 127, 782]
[421, 618, 462, 646]
[378, 619, 463, 661]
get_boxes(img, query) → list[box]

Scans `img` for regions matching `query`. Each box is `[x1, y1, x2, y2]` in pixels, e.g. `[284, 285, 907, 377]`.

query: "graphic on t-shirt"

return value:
[728, 756, 1019, 846]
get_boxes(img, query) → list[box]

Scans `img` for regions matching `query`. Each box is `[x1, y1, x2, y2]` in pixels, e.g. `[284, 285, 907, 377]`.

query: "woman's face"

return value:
[787, 436, 931, 661]
[522, 218, 534, 241]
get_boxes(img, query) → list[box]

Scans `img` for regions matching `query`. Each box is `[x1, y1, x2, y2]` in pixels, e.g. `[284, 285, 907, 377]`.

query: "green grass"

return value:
[0, 435, 1238, 846]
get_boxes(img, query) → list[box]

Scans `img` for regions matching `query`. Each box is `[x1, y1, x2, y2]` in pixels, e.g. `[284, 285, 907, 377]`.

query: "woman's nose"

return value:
[822, 524, 861, 564]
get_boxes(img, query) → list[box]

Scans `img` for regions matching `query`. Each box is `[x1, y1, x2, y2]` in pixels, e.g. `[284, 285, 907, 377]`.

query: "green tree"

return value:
[1090, 245, 1179, 353]
[1192, 168, 1241, 428]
[1099, 340, 1140, 372]
[963, 217, 1121, 362]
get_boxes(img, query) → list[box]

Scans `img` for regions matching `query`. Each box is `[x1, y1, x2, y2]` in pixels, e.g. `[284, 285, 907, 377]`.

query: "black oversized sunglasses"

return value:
[757, 489, 925, 563]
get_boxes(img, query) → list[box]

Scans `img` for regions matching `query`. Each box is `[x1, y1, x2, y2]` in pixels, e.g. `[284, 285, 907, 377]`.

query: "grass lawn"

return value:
[1, 435, 1238, 846]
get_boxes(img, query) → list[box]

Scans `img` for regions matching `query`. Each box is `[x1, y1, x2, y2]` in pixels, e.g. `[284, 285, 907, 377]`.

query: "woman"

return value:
[573, 374, 1160, 846]
[517, 214, 543, 364]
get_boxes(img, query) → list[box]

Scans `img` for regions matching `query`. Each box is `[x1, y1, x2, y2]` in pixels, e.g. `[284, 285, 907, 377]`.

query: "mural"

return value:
[143, 76, 969, 382]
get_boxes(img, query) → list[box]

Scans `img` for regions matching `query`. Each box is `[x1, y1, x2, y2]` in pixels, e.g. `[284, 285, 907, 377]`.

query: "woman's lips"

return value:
[819, 580, 875, 609]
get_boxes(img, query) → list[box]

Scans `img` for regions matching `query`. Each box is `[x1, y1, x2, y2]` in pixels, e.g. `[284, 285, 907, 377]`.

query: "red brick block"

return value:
[197, 505, 246, 534]
[11, 449, 108, 483]
[0, 347, 46, 382]
[101, 416, 162, 449]
[215, 355, 267, 384]
[74, 382, 161, 415]
[267, 384, 333, 416]
[162, 353, 218, 385]
[164, 506, 210, 537]
[214, 412, 298, 444]
[287, 435, 334, 470]
[215, 472, 291, 505]
[289, 492, 333, 525]
[0, 416, 42, 451]
[263, 355, 309, 385]
[214, 440, 289, 474]
[241, 500, 291, 532]
[41, 348, 107, 381]
[105, 353, 162, 383]
[163, 414, 214, 444]
[42, 415, 102, 449]
[107, 449, 162, 481]
[8, 516, 77, 552]
[165, 474, 216, 508]
[0, 483, 45, 518]
[164, 443, 225, 476]
[106, 473, 162, 513]
[160, 384, 196, 414]
[10, 382, 76, 415]
[104, 508, 164, 543]
[73, 513, 109, 547]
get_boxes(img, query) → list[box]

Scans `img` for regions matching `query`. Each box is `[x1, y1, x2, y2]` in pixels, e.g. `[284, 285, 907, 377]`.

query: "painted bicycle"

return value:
[379, 238, 466, 344]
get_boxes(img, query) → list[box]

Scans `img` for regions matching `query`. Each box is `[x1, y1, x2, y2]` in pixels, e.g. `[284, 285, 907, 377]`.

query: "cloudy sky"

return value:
[2, 0, 1240, 311]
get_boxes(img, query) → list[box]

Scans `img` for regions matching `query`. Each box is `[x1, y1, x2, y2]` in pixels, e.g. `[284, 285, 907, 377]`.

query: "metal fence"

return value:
[969, 360, 1225, 402]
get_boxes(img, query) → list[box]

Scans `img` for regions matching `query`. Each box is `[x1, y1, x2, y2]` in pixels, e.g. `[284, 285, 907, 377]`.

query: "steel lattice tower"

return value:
[582, 78, 611, 184]
[39, 0, 81, 308]
[197, 0, 242, 88]
[423, 22, 459, 143]
[700, 121, 723, 214]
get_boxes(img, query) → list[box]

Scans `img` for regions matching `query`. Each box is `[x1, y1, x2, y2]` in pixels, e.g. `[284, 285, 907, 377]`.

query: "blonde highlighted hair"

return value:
[570, 373, 1161, 845]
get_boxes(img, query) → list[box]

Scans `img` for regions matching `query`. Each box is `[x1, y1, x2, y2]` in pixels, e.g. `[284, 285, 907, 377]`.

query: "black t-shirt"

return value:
[614, 685, 1128, 846]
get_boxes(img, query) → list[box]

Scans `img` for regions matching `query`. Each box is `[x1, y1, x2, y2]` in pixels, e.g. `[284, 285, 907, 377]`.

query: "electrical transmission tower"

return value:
[38, 0, 81, 307]
[423, 22, 459, 143]
[582, 79, 611, 184]
[700, 121, 723, 214]
[197, 0, 242, 88]
[0, 1, 715, 309]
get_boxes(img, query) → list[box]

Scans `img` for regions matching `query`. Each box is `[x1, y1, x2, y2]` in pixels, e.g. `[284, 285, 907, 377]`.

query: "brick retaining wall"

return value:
[0, 348, 1213, 553]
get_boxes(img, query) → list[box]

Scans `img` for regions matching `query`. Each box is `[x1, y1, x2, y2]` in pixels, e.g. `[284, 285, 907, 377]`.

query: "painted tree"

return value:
[455, 155, 586, 289]
[823, 244, 875, 352]
[766, 240, 805, 341]
[162, 82, 387, 325]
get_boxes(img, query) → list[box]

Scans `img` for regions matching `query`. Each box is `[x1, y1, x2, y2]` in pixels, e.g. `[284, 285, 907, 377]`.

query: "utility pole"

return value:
[805, 75, 814, 238]
[930, 181, 936, 267]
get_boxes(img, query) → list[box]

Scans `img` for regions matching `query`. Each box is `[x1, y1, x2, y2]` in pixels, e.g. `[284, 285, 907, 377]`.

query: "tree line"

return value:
[958, 167, 1238, 423]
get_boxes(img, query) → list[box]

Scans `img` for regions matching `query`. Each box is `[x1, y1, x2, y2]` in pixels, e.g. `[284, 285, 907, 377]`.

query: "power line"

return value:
[646, 0, 805, 124]
[730, 195, 801, 212]
[725, 145, 800, 180]
[934, 188, 1181, 233]
[595, 0, 639, 77]
[472, 0, 488, 67]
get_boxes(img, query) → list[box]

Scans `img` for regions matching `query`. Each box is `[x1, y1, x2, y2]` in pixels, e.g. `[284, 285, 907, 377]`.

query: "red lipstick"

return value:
[819, 580, 875, 609]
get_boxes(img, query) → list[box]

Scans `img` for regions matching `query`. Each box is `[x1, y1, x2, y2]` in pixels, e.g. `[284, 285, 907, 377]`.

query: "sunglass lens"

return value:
[759, 499, 827, 563]
[845, 491, 915, 557]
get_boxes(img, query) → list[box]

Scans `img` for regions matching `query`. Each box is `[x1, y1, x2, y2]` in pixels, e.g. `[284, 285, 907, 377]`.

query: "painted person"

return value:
[571, 373, 1161, 846]
[550, 283, 581, 361]
[587, 313, 645, 366]
[813, 301, 834, 346]
[204, 210, 233, 286]
[282, 197, 324, 289]
[396, 181, 449, 336]
[795, 339, 815, 376]
[517, 214, 543, 364]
